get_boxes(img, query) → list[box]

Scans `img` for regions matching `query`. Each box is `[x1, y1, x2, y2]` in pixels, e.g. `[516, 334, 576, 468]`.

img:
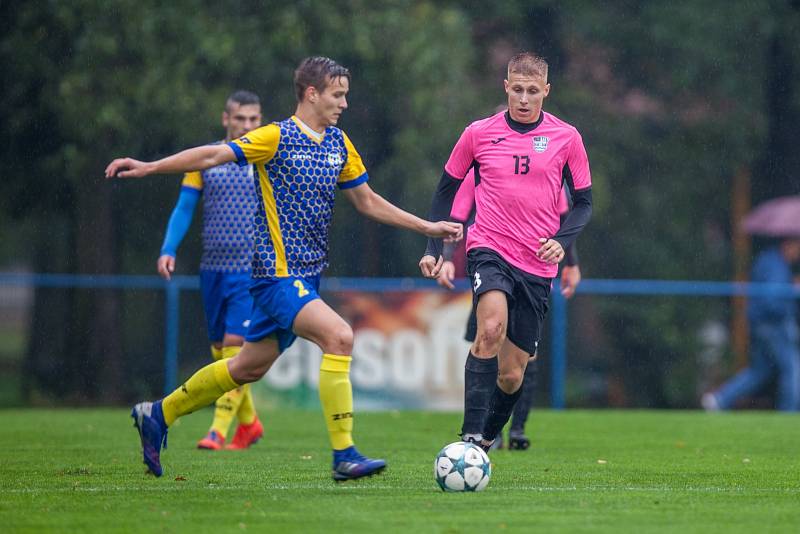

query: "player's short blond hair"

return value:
[507, 52, 548, 80]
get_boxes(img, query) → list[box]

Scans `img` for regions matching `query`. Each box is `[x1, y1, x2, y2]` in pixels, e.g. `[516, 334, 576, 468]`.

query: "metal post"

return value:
[164, 283, 180, 395]
[550, 284, 567, 409]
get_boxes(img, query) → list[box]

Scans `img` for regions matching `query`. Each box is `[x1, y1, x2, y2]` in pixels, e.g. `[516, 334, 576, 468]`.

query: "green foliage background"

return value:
[1, 1, 798, 405]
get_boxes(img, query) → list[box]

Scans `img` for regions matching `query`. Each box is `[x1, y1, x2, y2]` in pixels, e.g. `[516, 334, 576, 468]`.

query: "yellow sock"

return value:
[161, 359, 239, 426]
[236, 384, 256, 425]
[211, 345, 224, 361]
[210, 387, 243, 437]
[318, 353, 354, 450]
[209, 346, 248, 435]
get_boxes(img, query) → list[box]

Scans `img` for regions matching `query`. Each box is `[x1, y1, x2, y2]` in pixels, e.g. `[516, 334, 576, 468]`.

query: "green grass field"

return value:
[1, 409, 799, 533]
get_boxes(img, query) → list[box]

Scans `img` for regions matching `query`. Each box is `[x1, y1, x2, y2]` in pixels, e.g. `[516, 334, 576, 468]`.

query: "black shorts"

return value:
[465, 247, 552, 356]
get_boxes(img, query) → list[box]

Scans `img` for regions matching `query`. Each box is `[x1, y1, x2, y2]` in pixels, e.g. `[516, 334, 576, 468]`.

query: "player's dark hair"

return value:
[508, 52, 548, 79]
[294, 56, 351, 102]
[225, 90, 260, 112]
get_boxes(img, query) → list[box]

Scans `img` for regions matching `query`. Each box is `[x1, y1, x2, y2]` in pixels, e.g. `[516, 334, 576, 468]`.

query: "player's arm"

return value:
[158, 175, 202, 280]
[549, 189, 591, 251]
[560, 241, 581, 298]
[105, 144, 236, 179]
[341, 183, 462, 240]
[337, 132, 460, 241]
[424, 171, 467, 257]
[421, 126, 475, 277]
[538, 132, 593, 264]
[435, 177, 476, 289]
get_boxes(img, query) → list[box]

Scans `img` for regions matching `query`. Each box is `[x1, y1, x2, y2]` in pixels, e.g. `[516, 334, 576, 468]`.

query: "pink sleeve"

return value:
[450, 169, 476, 221]
[443, 125, 475, 179]
[567, 131, 591, 190]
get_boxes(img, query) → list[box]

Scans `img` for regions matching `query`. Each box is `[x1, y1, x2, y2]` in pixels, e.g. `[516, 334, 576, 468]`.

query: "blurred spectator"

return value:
[703, 239, 800, 411]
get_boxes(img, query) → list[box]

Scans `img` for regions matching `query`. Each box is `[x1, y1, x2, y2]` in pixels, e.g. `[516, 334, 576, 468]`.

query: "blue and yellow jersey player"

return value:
[157, 90, 265, 451]
[106, 56, 462, 481]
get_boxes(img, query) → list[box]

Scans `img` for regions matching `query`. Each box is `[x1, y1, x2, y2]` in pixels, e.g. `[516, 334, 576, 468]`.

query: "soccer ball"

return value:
[434, 441, 491, 492]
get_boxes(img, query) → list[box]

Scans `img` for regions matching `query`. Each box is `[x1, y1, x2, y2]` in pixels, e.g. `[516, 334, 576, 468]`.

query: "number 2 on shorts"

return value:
[293, 279, 309, 298]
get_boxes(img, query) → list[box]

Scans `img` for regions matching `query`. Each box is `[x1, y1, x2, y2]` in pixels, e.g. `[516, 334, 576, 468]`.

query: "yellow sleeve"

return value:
[228, 124, 281, 166]
[338, 132, 369, 189]
[181, 171, 203, 190]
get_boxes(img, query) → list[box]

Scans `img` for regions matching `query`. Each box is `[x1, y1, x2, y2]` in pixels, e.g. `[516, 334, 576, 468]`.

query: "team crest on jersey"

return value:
[326, 151, 343, 167]
[533, 136, 549, 153]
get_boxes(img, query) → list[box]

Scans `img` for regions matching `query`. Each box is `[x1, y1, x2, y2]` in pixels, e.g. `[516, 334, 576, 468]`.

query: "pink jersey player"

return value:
[421, 52, 592, 453]
[444, 110, 591, 278]
[450, 167, 571, 225]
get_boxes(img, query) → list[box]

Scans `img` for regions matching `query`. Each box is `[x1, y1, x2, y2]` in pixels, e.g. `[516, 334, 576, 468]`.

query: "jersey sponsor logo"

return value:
[473, 271, 482, 291]
[490, 137, 506, 144]
[290, 153, 313, 161]
[326, 151, 343, 167]
[533, 136, 549, 153]
[239, 136, 251, 144]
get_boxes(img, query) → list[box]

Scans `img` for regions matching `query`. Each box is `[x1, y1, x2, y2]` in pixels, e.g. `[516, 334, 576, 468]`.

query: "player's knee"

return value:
[231, 360, 269, 384]
[228, 344, 279, 384]
[322, 323, 354, 354]
[475, 318, 506, 354]
[498, 367, 524, 392]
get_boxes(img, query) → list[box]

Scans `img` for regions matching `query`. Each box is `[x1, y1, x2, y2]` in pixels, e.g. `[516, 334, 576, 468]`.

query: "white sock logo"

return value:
[473, 271, 482, 291]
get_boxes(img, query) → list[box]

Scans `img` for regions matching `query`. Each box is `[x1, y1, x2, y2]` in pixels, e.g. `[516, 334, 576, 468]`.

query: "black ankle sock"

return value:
[510, 362, 536, 432]
[461, 352, 498, 436]
[482, 384, 523, 442]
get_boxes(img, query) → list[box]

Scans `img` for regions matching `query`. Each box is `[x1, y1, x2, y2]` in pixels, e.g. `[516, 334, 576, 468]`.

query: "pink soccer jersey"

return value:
[444, 110, 591, 278]
[450, 168, 571, 222]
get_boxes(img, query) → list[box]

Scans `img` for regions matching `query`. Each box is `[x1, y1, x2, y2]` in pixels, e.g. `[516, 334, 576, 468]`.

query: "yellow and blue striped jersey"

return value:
[181, 142, 255, 273]
[228, 116, 368, 278]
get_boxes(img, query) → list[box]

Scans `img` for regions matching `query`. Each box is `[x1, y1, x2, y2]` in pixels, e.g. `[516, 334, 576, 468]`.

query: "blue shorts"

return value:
[245, 274, 321, 352]
[200, 270, 254, 342]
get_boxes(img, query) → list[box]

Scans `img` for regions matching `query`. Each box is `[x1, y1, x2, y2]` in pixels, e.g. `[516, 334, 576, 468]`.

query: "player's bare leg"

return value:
[293, 299, 386, 481]
[226, 337, 282, 384]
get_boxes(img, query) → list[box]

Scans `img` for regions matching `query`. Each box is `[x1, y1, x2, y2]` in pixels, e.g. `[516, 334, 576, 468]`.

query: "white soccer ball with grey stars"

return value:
[434, 441, 491, 492]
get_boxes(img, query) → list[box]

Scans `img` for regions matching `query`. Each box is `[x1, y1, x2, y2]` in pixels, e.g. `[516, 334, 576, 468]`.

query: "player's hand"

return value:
[157, 254, 176, 281]
[437, 261, 456, 290]
[105, 158, 151, 179]
[560, 264, 581, 298]
[425, 221, 463, 242]
[419, 254, 444, 278]
[536, 238, 564, 264]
